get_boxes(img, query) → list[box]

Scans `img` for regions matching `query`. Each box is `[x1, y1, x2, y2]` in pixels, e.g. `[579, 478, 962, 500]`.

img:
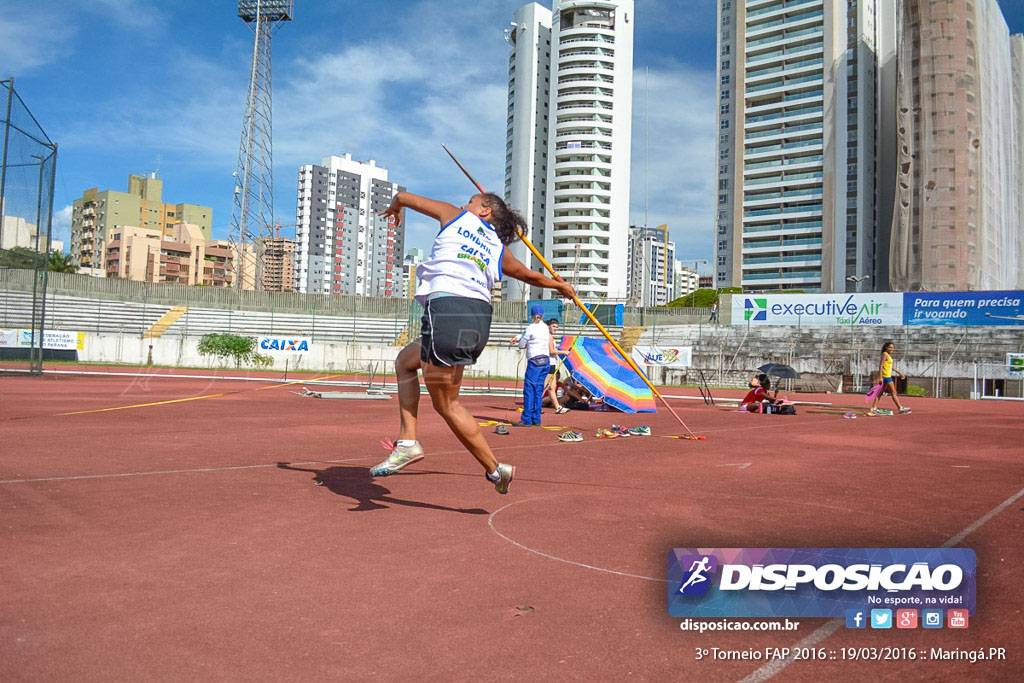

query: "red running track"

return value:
[1, 372, 1022, 681]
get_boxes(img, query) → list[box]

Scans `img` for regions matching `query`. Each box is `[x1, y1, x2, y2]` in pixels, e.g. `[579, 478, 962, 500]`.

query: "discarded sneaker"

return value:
[555, 406, 570, 414]
[495, 424, 510, 435]
[843, 412, 858, 419]
[370, 441, 425, 477]
[899, 407, 912, 414]
[628, 425, 651, 437]
[611, 425, 631, 437]
[595, 428, 618, 439]
[557, 430, 583, 442]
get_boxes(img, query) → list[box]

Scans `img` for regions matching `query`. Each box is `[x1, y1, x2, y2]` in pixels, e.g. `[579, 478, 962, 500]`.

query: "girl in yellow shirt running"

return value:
[870, 342, 911, 415]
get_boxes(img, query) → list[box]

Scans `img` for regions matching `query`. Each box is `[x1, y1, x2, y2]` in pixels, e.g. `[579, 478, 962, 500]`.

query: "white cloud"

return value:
[46, 0, 718, 259]
[0, 7, 76, 74]
[52, 204, 73, 253]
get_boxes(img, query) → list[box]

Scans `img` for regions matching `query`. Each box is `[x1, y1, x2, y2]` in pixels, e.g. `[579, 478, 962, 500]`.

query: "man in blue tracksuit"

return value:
[512, 305, 551, 426]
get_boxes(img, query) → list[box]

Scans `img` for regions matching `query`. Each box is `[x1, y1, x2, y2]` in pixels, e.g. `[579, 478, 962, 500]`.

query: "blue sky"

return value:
[3, 0, 1023, 274]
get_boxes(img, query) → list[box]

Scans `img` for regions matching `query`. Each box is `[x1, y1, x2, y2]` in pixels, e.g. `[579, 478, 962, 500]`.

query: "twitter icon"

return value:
[870, 609, 892, 629]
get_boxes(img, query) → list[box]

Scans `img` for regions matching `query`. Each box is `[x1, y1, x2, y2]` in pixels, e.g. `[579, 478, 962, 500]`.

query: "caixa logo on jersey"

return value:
[667, 548, 976, 618]
[258, 337, 311, 352]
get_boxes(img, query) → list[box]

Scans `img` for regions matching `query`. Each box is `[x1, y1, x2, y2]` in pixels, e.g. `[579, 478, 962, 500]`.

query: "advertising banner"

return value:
[1007, 353, 1024, 380]
[667, 548, 976, 618]
[258, 336, 311, 353]
[0, 329, 84, 350]
[903, 291, 1024, 326]
[731, 293, 903, 326]
[632, 345, 692, 369]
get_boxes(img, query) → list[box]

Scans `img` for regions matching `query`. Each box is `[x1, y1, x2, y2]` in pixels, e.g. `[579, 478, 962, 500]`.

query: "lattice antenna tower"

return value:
[229, 0, 293, 290]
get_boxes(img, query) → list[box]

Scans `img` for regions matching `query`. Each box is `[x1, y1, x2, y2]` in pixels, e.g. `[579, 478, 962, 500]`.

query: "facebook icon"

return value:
[845, 608, 867, 629]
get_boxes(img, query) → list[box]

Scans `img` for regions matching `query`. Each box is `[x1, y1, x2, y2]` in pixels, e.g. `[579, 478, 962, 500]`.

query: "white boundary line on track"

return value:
[30, 368, 836, 404]
[488, 499, 667, 582]
[737, 486, 1024, 683]
[0, 458, 368, 485]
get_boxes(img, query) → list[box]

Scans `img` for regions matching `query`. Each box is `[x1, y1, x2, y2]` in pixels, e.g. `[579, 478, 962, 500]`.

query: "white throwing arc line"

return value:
[716, 462, 752, 469]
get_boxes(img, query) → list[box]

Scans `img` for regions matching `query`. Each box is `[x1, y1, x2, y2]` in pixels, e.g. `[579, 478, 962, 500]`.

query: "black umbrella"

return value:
[757, 363, 800, 380]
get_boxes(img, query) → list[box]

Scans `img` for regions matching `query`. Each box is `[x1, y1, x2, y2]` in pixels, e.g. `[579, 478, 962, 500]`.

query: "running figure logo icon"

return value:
[676, 555, 718, 595]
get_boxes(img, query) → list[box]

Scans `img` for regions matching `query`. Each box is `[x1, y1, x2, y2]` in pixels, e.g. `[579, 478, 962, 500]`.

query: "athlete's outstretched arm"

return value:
[379, 192, 460, 227]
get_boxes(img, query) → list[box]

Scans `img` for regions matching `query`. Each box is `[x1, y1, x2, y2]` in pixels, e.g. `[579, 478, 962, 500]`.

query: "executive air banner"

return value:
[731, 293, 904, 326]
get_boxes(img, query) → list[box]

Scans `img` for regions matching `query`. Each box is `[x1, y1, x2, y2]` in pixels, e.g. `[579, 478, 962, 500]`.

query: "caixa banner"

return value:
[667, 548, 975, 618]
[258, 337, 311, 353]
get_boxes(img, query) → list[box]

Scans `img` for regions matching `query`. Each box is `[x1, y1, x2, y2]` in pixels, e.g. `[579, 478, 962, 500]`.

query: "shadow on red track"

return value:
[275, 462, 487, 515]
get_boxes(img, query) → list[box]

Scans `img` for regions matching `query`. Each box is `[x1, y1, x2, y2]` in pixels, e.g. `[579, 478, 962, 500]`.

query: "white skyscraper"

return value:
[627, 224, 675, 307]
[505, 0, 634, 301]
[294, 154, 404, 296]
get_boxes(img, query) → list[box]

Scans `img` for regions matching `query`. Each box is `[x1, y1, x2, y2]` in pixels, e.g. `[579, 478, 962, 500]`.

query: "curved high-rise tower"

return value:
[505, 0, 634, 301]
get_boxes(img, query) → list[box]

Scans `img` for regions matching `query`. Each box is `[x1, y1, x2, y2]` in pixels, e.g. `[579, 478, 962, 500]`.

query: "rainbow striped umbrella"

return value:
[558, 336, 656, 413]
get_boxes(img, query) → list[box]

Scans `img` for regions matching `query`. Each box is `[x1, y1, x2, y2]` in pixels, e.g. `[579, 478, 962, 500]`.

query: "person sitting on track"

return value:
[740, 374, 780, 413]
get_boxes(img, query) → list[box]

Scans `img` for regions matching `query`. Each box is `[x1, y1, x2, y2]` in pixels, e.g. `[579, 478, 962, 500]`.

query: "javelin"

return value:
[441, 144, 703, 439]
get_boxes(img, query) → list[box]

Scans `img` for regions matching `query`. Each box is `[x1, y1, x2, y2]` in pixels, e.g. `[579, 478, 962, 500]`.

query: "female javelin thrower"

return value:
[370, 191, 575, 494]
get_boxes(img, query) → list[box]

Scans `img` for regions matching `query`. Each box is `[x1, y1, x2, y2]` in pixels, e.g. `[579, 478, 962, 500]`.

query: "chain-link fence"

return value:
[0, 79, 58, 374]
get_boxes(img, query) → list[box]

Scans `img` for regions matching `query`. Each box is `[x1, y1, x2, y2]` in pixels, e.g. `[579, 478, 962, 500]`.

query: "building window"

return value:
[721, 74, 730, 85]
[721, 60, 730, 71]
[721, 44, 731, 56]
[718, 256, 727, 265]
[720, 103, 730, 114]
[719, 179, 728, 190]
[718, 194, 728, 205]
[720, 119, 729, 129]
[721, 89, 730, 100]
[719, 134, 729, 144]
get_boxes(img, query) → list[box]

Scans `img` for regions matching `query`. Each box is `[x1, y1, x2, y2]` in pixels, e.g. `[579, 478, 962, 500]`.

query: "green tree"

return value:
[668, 287, 742, 308]
[0, 246, 45, 269]
[47, 251, 78, 273]
[197, 333, 272, 369]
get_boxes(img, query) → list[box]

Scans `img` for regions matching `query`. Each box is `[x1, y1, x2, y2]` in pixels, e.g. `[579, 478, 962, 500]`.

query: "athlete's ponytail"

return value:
[480, 193, 526, 246]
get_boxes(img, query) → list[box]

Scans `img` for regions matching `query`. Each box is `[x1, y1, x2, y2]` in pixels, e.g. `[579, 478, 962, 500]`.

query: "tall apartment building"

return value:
[401, 248, 426, 299]
[103, 222, 252, 288]
[262, 234, 295, 292]
[716, 0, 892, 293]
[294, 154, 405, 296]
[504, 0, 634, 302]
[889, 0, 1024, 291]
[1014, 33, 1024, 289]
[627, 224, 675, 306]
[70, 174, 212, 273]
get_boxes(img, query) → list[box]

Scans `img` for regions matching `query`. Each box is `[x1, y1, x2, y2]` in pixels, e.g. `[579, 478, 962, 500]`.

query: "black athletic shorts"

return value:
[420, 295, 492, 367]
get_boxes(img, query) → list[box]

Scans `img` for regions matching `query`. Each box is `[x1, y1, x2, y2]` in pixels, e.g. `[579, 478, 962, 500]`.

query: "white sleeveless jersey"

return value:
[415, 210, 505, 305]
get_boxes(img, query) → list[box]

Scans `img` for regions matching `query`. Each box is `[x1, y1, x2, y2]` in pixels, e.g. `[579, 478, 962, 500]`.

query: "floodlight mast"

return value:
[228, 0, 293, 290]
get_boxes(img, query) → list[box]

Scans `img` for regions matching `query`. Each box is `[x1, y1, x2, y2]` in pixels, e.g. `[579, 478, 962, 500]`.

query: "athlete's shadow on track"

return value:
[276, 462, 487, 515]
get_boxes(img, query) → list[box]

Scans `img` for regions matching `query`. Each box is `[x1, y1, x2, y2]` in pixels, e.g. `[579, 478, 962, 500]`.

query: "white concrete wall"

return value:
[77, 332, 539, 378]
